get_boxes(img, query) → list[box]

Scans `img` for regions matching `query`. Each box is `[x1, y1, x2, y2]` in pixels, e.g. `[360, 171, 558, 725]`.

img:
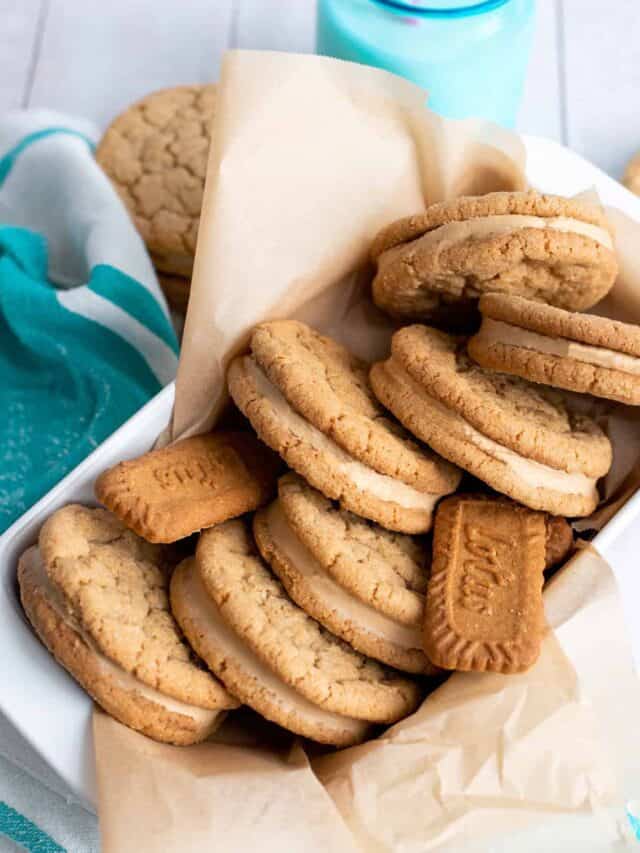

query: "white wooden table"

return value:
[2, 0, 640, 179]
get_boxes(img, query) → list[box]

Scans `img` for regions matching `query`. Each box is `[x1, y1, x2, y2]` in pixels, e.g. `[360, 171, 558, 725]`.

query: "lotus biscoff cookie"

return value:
[95, 431, 281, 543]
[424, 496, 547, 673]
[96, 84, 216, 280]
[253, 473, 436, 674]
[370, 191, 617, 324]
[370, 325, 612, 517]
[468, 293, 640, 405]
[24, 506, 237, 745]
[227, 321, 461, 534]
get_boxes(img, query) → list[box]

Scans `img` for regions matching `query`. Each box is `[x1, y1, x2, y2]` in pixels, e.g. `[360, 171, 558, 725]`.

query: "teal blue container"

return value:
[317, 0, 535, 127]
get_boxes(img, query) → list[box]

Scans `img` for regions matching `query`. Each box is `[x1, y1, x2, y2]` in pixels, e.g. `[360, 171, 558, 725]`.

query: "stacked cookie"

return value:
[20, 187, 628, 750]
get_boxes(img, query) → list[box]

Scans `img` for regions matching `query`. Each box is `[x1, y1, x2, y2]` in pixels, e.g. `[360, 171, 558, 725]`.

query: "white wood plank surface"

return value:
[233, 0, 316, 52]
[563, 0, 640, 179]
[0, 0, 44, 111]
[27, 0, 233, 129]
[518, 0, 563, 142]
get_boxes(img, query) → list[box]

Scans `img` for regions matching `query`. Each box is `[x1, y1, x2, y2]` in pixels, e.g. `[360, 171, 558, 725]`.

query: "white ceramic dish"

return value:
[2, 136, 640, 813]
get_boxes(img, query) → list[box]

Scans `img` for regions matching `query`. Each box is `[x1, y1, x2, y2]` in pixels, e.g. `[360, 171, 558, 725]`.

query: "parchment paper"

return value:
[95, 51, 640, 851]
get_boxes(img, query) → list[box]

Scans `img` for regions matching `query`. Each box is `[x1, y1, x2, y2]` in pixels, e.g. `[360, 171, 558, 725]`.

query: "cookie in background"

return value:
[96, 84, 216, 312]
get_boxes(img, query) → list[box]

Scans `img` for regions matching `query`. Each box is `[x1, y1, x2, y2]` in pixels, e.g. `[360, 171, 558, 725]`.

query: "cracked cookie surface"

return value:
[196, 519, 422, 724]
[370, 190, 617, 323]
[39, 504, 231, 708]
[97, 84, 216, 276]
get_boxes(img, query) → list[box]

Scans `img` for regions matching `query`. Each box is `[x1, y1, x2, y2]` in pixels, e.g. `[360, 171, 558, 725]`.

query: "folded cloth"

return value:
[0, 111, 178, 533]
[0, 111, 179, 851]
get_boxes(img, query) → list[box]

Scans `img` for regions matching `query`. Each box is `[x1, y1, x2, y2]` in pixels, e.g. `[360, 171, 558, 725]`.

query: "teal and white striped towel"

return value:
[0, 111, 178, 533]
[0, 111, 179, 851]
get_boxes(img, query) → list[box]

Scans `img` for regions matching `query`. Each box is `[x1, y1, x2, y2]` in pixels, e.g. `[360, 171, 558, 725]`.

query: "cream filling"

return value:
[395, 363, 598, 499]
[246, 358, 440, 513]
[179, 559, 367, 738]
[26, 548, 221, 728]
[402, 213, 613, 254]
[264, 503, 424, 653]
[478, 317, 640, 376]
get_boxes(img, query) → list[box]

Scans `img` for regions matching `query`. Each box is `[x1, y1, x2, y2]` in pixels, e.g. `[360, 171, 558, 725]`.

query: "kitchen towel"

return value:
[0, 110, 178, 534]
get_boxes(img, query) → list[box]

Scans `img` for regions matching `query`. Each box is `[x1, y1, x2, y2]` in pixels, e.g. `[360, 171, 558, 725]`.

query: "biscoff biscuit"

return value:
[95, 431, 281, 543]
[424, 496, 546, 673]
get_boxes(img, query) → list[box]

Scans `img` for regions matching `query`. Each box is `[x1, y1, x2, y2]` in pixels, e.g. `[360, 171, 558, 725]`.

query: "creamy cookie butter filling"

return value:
[245, 358, 441, 512]
[477, 317, 640, 376]
[391, 362, 598, 499]
[178, 560, 368, 737]
[263, 502, 424, 653]
[388, 213, 614, 256]
[26, 548, 223, 728]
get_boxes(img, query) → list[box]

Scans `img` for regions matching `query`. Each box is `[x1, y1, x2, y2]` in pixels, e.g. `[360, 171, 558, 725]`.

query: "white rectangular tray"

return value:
[2, 136, 640, 813]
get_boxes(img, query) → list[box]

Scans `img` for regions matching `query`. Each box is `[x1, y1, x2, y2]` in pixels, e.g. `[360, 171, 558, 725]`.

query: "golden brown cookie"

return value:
[370, 191, 617, 324]
[38, 504, 235, 711]
[196, 519, 422, 725]
[171, 558, 371, 747]
[370, 326, 612, 517]
[424, 496, 546, 673]
[19, 546, 236, 745]
[95, 431, 281, 543]
[227, 322, 460, 534]
[468, 293, 640, 405]
[97, 84, 216, 276]
[623, 151, 640, 196]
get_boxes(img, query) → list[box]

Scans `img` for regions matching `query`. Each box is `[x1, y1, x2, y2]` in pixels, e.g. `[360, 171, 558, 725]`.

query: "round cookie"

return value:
[370, 326, 612, 517]
[253, 498, 434, 674]
[171, 558, 370, 747]
[468, 293, 640, 405]
[39, 504, 231, 709]
[19, 547, 233, 746]
[623, 151, 640, 196]
[370, 191, 617, 323]
[278, 473, 428, 626]
[196, 520, 422, 724]
[250, 321, 460, 493]
[97, 84, 216, 277]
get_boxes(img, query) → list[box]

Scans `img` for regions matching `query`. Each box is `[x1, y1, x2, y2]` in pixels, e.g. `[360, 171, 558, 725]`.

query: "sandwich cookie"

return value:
[228, 321, 461, 533]
[370, 326, 612, 517]
[424, 496, 547, 674]
[173, 520, 421, 745]
[469, 293, 640, 405]
[24, 507, 237, 745]
[370, 191, 617, 324]
[95, 431, 281, 543]
[97, 84, 216, 280]
[254, 473, 436, 674]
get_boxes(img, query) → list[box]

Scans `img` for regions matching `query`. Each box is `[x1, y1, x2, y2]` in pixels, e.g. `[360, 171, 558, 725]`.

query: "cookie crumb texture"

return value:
[197, 520, 422, 724]
[424, 496, 546, 673]
[39, 504, 228, 709]
[96, 84, 216, 275]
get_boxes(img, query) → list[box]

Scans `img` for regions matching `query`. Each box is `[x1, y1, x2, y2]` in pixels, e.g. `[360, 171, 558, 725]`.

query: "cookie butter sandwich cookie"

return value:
[22, 507, 237, 745]
[172, 520, 422, 746]
[370, 326, 612, 517]
[228, 321, 461, 533]
[254, 473, 436, 674]
[469, 293, 640, 405]
[371, 191, 617, 323]
[96, 431, 281, 543]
